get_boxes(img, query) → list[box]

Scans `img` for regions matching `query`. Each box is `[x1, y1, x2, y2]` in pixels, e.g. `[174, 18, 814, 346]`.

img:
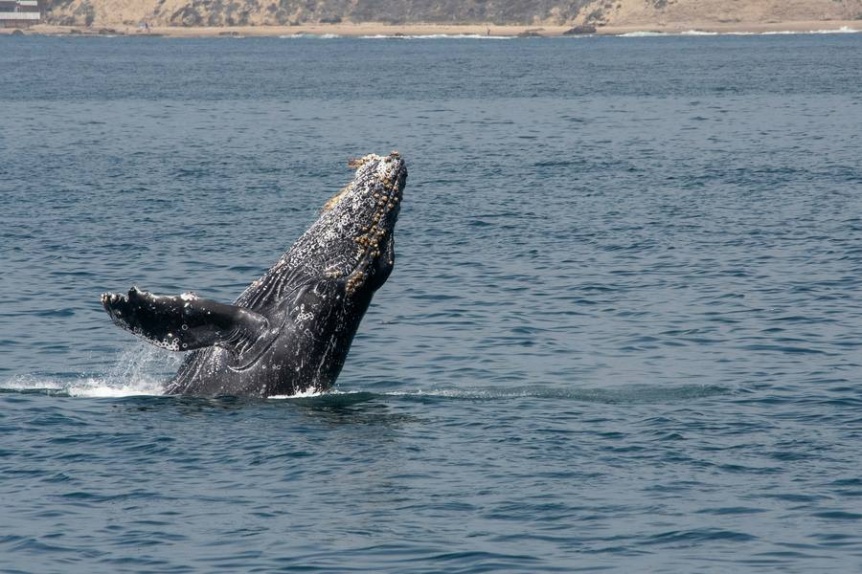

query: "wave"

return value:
[762, 26, 860, 35]
[271, 28, 862, 41]
[343, 383, 734, 404]
[278, 33, 342, 39]
[1, 369, 732, 406]
[619, 27, 860, 38]
[618, 31, 668, 37]
[1, 338, 732, 405]
[361, 34, 513, 40]
[278, 33, 514, 40]
[680, 30, 719, 36]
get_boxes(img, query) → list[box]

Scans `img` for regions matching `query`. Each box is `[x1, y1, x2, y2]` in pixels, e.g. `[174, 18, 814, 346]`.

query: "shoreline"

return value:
[7, 20, 862, 38]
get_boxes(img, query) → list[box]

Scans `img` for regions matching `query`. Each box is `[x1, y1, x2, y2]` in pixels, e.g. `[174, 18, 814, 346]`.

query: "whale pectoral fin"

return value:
[100, 286, 271, 354]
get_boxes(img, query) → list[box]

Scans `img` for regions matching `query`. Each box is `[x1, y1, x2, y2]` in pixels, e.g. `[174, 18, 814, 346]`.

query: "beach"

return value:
[10, 20, 862, 37]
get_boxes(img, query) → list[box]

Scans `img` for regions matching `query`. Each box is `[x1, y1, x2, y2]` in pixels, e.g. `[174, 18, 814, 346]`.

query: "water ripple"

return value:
[2, 34, 862, 574]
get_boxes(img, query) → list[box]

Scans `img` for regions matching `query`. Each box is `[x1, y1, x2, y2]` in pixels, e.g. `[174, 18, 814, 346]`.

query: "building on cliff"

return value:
[0, 0, 41, 27]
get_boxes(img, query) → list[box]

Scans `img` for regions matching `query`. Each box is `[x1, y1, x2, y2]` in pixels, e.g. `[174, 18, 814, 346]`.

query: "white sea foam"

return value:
[269, 388, 325, 399]
[680, 30, 719, 36]
[66, 376, 165, 398]
[1, 375, 67, 393]
[94, 345, 173, 395]
[782, 26, 859, 35]
[363, 34, 512, 40]
[280, 33, 512, 40]
[277, 33, 342, 39]
[619, 27, 859, 38]
[619, 31, 667, 37]
[1, 373, 164, 397]
[276, 28, 859, 41]
[1, 345, 172, 398]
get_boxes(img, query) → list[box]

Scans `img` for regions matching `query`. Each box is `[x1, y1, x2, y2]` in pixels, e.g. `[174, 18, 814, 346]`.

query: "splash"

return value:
[66, 376, 165, 398]
[269, 387, 327, 400]
[1, 344, 173, 398]
[73, 344, 173, 397]
[1, 375, 67, 394]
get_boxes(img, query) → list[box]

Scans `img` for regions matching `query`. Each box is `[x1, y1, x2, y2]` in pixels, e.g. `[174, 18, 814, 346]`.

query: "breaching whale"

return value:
[101, 152, 407, 397]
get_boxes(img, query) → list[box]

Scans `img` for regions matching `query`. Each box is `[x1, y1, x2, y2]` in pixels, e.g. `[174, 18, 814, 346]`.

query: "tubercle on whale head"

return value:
[314, 152, 407, 294]
[322, 151, 405, 213]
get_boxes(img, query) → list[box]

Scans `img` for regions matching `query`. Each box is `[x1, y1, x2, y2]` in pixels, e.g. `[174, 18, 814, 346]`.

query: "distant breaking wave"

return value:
[761, 26, 860, 35]
[266, 28, 862, 41]
[360, 34, 513, 40]
[620, 26, 860, 38]
[278, 33, 514, 40]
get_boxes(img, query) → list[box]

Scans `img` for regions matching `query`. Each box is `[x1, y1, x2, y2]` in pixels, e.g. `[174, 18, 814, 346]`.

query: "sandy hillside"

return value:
[577, 0, 862, 27]
[42, 0, 862, 30]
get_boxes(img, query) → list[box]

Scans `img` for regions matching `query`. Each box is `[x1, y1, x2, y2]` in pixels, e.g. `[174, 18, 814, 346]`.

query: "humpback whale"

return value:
[101, 152, 407, 397]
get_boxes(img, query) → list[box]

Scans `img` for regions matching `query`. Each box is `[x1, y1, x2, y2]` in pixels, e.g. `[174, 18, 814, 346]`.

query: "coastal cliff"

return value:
[42, 0, 862, 30]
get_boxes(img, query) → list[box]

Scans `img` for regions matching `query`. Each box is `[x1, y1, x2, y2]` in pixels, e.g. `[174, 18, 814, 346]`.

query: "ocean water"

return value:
[1, 33, 862, 572]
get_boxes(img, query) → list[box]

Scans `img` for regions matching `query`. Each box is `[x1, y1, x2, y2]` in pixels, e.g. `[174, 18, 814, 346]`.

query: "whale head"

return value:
[282, 152, 407, 297]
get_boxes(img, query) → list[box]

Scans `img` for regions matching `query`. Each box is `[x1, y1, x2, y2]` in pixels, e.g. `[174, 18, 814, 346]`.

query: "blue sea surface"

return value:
[1, 33, 862, 572]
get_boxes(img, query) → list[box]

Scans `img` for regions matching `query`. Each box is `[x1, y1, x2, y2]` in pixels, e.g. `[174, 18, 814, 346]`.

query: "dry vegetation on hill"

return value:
[43, 0, 862, 30]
